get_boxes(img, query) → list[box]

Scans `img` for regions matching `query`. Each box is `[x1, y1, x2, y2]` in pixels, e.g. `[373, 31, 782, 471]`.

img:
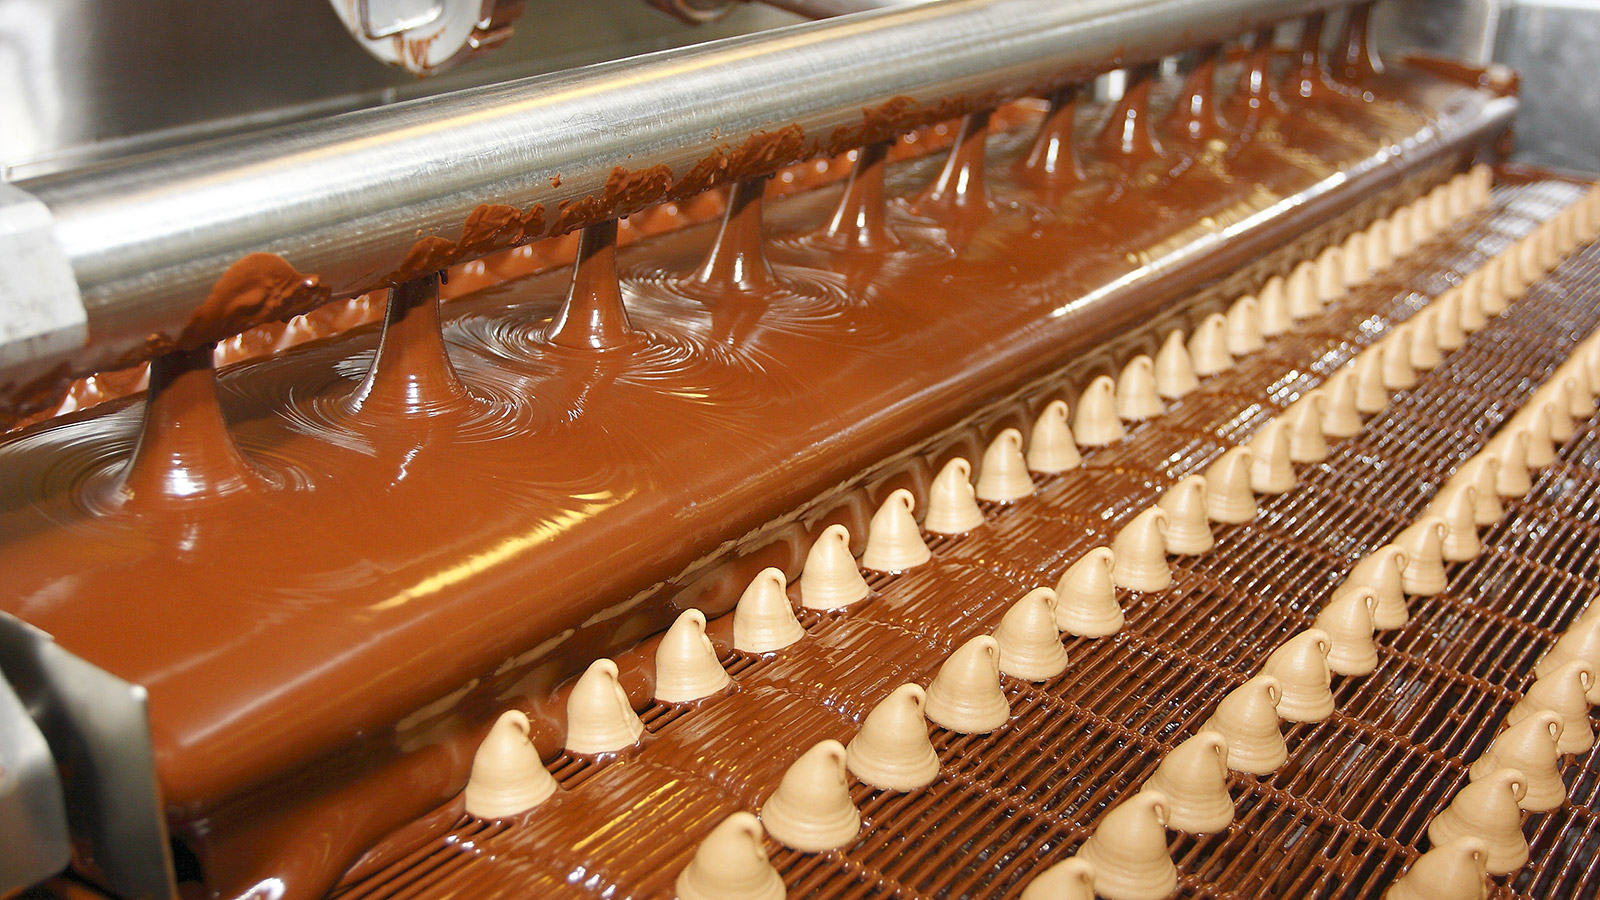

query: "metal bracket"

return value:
[0, 181, 86, 372]
[0, 667, 69, 895]
[0, 613, 176, 900]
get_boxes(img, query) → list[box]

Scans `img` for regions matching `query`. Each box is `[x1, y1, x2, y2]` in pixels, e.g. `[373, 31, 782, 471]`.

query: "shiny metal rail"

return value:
[3, 0, 1357, 396]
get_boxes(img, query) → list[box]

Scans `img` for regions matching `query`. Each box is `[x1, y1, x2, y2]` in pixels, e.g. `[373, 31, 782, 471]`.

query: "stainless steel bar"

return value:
[4, 0, 1355, 398]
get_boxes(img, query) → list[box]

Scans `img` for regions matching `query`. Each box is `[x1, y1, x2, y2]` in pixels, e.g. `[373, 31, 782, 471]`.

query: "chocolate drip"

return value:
[823, 142, 898, 252]
[1095, 63, 1165, 167]
[912, 110, 994, 228]
[1290, 13, 1336, 101]
[348, 273, 471, 415]
[690, 179, 779, 296]
[1018, 87, 1086, 192]
[1337, 2, 1383, 82]
[116, 346, 263, 509]
[547, 221, 639, 349]
[1228, 28, 1287, 128]
[1164, 46, 1229, 147]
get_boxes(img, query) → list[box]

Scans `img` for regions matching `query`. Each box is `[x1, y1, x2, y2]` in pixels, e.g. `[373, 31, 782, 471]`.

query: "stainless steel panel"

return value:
[0, 669, 69, 897]
[1496, 1, 1600, 173]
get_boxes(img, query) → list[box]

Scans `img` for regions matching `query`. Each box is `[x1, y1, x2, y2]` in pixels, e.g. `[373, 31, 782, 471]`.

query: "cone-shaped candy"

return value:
[926, 458, 986, 535]
[1054, 547, 1123, 637]
[656, 609, 731, 703]
[800, 524, 870, 610]
[846, 683, 941, 791]
[1406, 313, 1442, 371]
[1427, 483, 1482, 562]
[1321, 370, 1364, 438]
[1249, 420, 1295, 494]
[1111, 507, 1171, 592]
[1342, 231, 1369, 285]
[1313, 588, 1379, 676]
[736, 567, 807, 653]
[1458, 275, 1489, 332]
[1158, 475, 1213, 555]
[1384, 838, 1489, 900]
[1562, 363, 1595, 416]
[1428, 186, 1453, 233]
[1076, 376, 1126, 447]
[1227, 296, 1265, 356]
[1261, 628, 1335, 722]
[1380, 328, 1417, 390]
[1366, 219, 1394, 272]
[1028, 400, 1082, 473]
[1144, 732, 1234, 833]
[1284, 394, 1329, 463]
[1258, 276, 1293, 337]
[464, 710, 558, 819]
[1202, 446, 1257, 523]
[1316, 245, 1345, 303]
[1517, 402, 1558, 468]
[1428, 769, 1530, 875]
[1477, 257, 1508, 316]
[1505, 660, 1595, 754]
[1335, 544, 1411, 630]
[1155, 331, 1200, 399]
[1187, 313, 1233, 377]
[1076, 791, 1177, 900]
[1450, 456, 1504, 525]
[1389, 206, 1415, 257]
[760, 740, 861, 852]
[1435, 289, 1467, 350]
[1469, 712, 1566, 811]
[994, 587, 1070, 681]
[1395, 517, 1449, 595]
[862, 489, 930, 573]
[565, 659, 644, 755]
[1287, 261, 1322, 320]
[1203, 675, 1286, 774]
[1116, 355, 1165, 422]
[1354, 347, 1390, 414]
[1019, 858, 1096, 900]
[1535, 611, 1600, 701]
[1448, 174, 1473, 220]
[976, 428, 1035, 502]
[924, 635, 1010, 733]
[676, 812, 786, 900]
[1539, 378, 1577, 441]
[1492, 429, 1534, 497]
[1409, 197, 1435, 244]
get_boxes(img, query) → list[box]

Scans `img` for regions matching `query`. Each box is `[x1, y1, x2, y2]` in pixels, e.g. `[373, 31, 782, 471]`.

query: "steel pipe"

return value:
[4, 0, 1358, 399]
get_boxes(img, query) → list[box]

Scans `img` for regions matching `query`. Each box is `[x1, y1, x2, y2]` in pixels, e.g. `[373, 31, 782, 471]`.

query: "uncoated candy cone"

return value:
[1353, 347, 1390, 414]
[926, 458, 985, 535]
[1380, 328, 1417, 390]
[1144, 731, 1234, 833]
[1395, 516, 1449, 596]
[1316, 245, 1345, 303]
[1342, 231, 1370, 285]
[565, 659, 644, 755]
[676, 812, 786, 900]
[1187, 313, 1233, 377]
[1539, 377, 1578, 441]
[761, 740, 861, 852]
[1535, 611, 1600, 701]
[1320, 370, 1364, 438]
[846, 683, 941, 791]
[1158, 475, 1213, 555]
[1155, 330, 1200, 399]
[800, 524, 870, 610]
[1388, 206, 1414, 257]
[463, 710, 558, 819]
[1019, 858, 1096, 900]
[1385, 838, 1489, 900]
[1054, 547, 1123, 637]
[862, 488, 930, 573]
[1406, 311, 1442, 371]
[1428, 483, 1482, 562]
[1202, 446, 1256, 523]
[1258, 275, 1293, 337]
[1076, 791, 1177, 900]
[1076, 375, 1126, 447]
[1287, 261, 1322, 320]
[656, 609, 731, 703]
[1506, 660, 1595, 754]
[1428, 768, 1530, 874]
[1469, 711, 1566, 812]
[994, 587, 1070, 681]
[1313, 588, 1379, 676]
[1516, 402, 1558, 468]
[1491, 428, 1534, 497]
[1284, 393, 1328, 463]
[1226, 296, 1264, 356]
[1028, 400, 1082, 473]
[1366, 219, 1394, 273]
[1449, 456, 1503, 525]
[977, 428, 1035, 502]
[1435, 289, 1467, 350]
[1248, 420, 1295, 494]
[1458, 276, 1489, 332]
[1335, 544, 1410, 630]
[1203, 675, 1286, 774]
[925, 635, 1011, 733]
[1112, 507, 1172, 592]
[1261, 628, 1335, 722]
[736, 567, 806, 653]
[1115, 356, 1164, 422]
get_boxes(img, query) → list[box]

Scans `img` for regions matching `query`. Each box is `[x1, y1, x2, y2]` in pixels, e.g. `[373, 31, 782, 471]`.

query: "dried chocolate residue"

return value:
[388, 237, 458, 285]
[552, 165, 675, 235]
[179, 253, 331, 351]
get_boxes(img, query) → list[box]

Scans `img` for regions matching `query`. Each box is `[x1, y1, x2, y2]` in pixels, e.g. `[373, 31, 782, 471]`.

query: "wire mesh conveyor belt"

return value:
[331, 177, 1600, 900]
